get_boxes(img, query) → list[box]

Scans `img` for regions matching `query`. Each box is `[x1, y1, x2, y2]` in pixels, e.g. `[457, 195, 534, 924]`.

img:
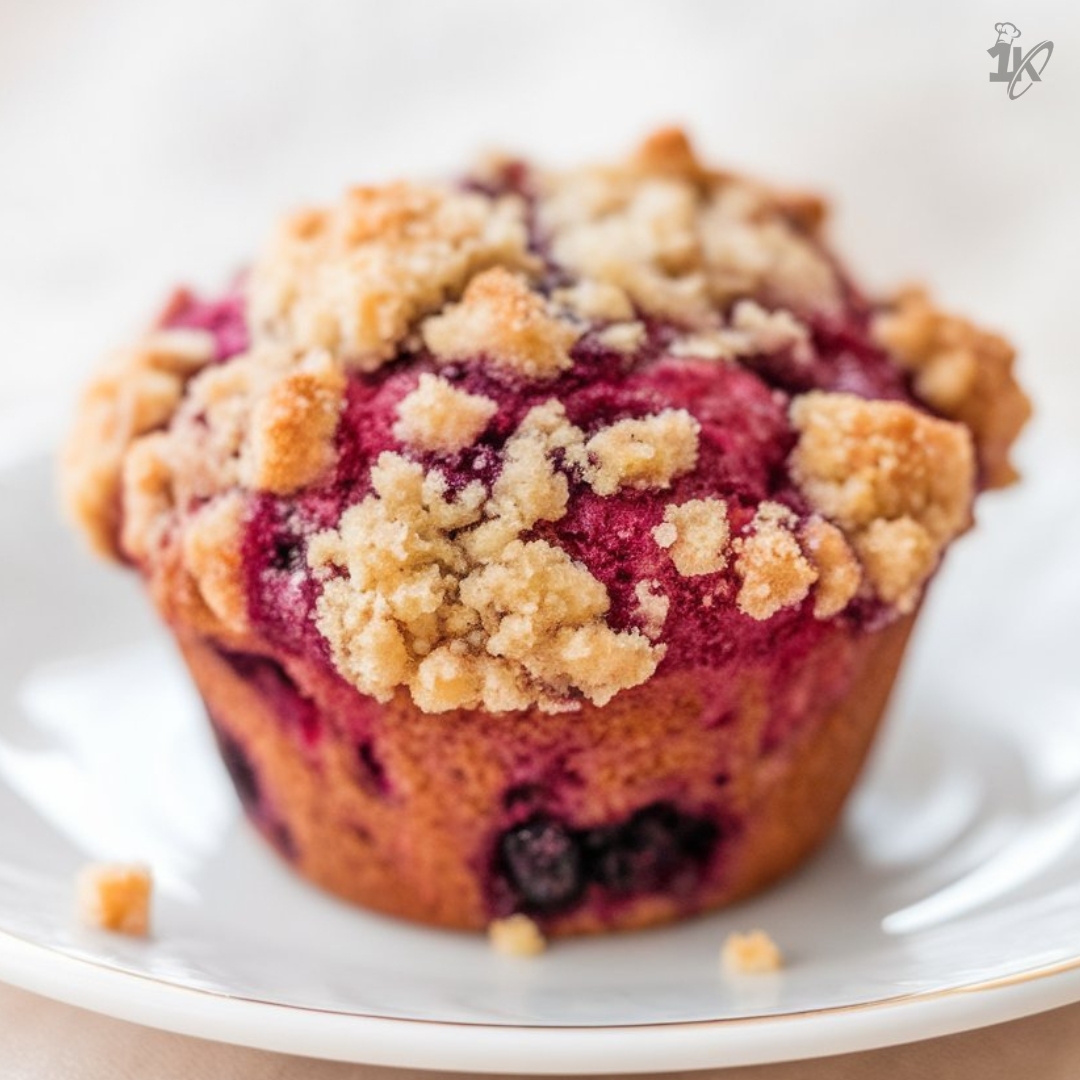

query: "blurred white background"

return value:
[1, 0, 1077, 452]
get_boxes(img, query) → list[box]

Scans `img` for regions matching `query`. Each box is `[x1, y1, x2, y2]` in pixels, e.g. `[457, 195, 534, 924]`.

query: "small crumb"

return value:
[720, 930, 783, 975]
[489, 914, 547, 957]
[77, 863, 152, 937]
[595, 321, 647, 353]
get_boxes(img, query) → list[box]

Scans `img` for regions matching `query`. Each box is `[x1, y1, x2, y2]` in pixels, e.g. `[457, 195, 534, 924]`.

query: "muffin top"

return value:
[64, 129, 1030, 714]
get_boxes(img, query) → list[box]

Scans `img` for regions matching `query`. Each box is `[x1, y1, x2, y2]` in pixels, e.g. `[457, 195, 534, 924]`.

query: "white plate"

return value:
[1, 431, 1079, 1074]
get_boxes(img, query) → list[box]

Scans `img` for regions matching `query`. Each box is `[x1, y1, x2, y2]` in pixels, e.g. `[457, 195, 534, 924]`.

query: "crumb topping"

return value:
[790, 391, 975, 612]
[392, 373, 498, 453]
[249, 184, 536, 369]
[594, 321, 647, 353]
[872, 286, 1031, 487]
[488, 913, 547, 956]
[77, 863, 152, 937]
[654, 498, 730, 577]
[734, 502, 817, 620]
[583, 410, 699, 496]
[720, 929, 783, 974]
[62, 128, 1027, 717]
[422, 267, 579, 378]
[308, 407, 665, 713]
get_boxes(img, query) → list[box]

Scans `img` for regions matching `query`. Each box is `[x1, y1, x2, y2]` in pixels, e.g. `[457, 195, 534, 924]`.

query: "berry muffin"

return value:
[62, 129, 1029, 936]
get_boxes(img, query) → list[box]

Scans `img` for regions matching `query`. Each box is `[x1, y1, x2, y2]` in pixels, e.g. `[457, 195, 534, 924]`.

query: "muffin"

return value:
[62, 129, 1029, 936]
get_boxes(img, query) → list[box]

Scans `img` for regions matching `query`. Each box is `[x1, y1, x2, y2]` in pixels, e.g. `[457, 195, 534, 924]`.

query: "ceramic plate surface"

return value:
[1, 428, 1079, 1074]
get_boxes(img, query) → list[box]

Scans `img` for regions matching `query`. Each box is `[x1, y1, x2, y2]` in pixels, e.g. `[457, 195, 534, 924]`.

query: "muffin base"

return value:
[177, 611, 914, 936]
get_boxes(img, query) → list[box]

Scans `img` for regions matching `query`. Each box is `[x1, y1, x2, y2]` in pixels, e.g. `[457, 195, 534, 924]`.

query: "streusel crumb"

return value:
[249, 184, 535, 368]
[488, 914, 547, 957]
[422, 267, 578, 378]
[77, 863, 152, 937]
[655, 498, 730, 577]
[393, 373, 498, 452]
[735, 502, 816, 620]
[872, 287, 1031, 487]
[790, 391, 975, 612]
[583, 410, 700, 496]
[720, 930, 783, 975]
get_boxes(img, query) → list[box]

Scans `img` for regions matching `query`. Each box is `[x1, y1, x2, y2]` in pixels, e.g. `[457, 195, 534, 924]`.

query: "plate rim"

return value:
[3, 928, 1080, 1073]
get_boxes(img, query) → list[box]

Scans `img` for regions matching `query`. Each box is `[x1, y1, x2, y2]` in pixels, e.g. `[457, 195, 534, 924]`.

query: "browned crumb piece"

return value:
[488, 914, 547, 957]
[422, 267, 578, 378]
[240, 350, 346, 494]
[790, 391, 975, 614]
[249, 184, 536, 368]
[77, 863, 152, 937]
[653, 498, 730, 577]
[800, 516, 862, 619]
[720, 930, 783, 974]
[872, 287, 1031, 488]
[392, 373, 498, 453]
[734, 503, 816, 620]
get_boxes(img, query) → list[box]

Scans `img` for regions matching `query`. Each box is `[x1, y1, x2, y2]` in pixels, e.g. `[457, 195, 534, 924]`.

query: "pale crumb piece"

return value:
[309, 404, 664, 714]
[249, 183, 536, 369]
[734, 502, 816, 620]
[668, 330, 737, 361]
[668, 301, 809, 363]
[633, 579, 670, 640]
[729, 300, 811, 361]
[240, 349, 346, 494]
[652, 521, 678, 548]
[656, 498, 730, 577]
[422, 267, 578, 378]
[551, 280, 635, 322]
[595, 321, 647, 353]
[800, 516, 861, 619]
[872, 287, 1030, 488]
[77, 863, 152, 937]
[489, 914, 547, 957]
[790, 391, 975, 612]
[698, 183, 842, 313]
[392, 373, 498, 453]
[584, 409, 700, 496]
[721, 930, 783, 975]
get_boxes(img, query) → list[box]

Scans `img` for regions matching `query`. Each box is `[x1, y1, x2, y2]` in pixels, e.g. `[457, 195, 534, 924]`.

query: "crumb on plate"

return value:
[720, 929, 783, 974]
[77, 863, 152, 936]
[488, 914, 547, 957]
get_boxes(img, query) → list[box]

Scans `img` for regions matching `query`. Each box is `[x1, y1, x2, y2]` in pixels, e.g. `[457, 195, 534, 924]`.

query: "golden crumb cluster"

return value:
[790, 392, 976, 613]
[872, 287, 1030, 488]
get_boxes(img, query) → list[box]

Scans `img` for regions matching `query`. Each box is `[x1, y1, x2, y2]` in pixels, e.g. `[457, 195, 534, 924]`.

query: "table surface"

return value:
[2, 983, 1080, 1079]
